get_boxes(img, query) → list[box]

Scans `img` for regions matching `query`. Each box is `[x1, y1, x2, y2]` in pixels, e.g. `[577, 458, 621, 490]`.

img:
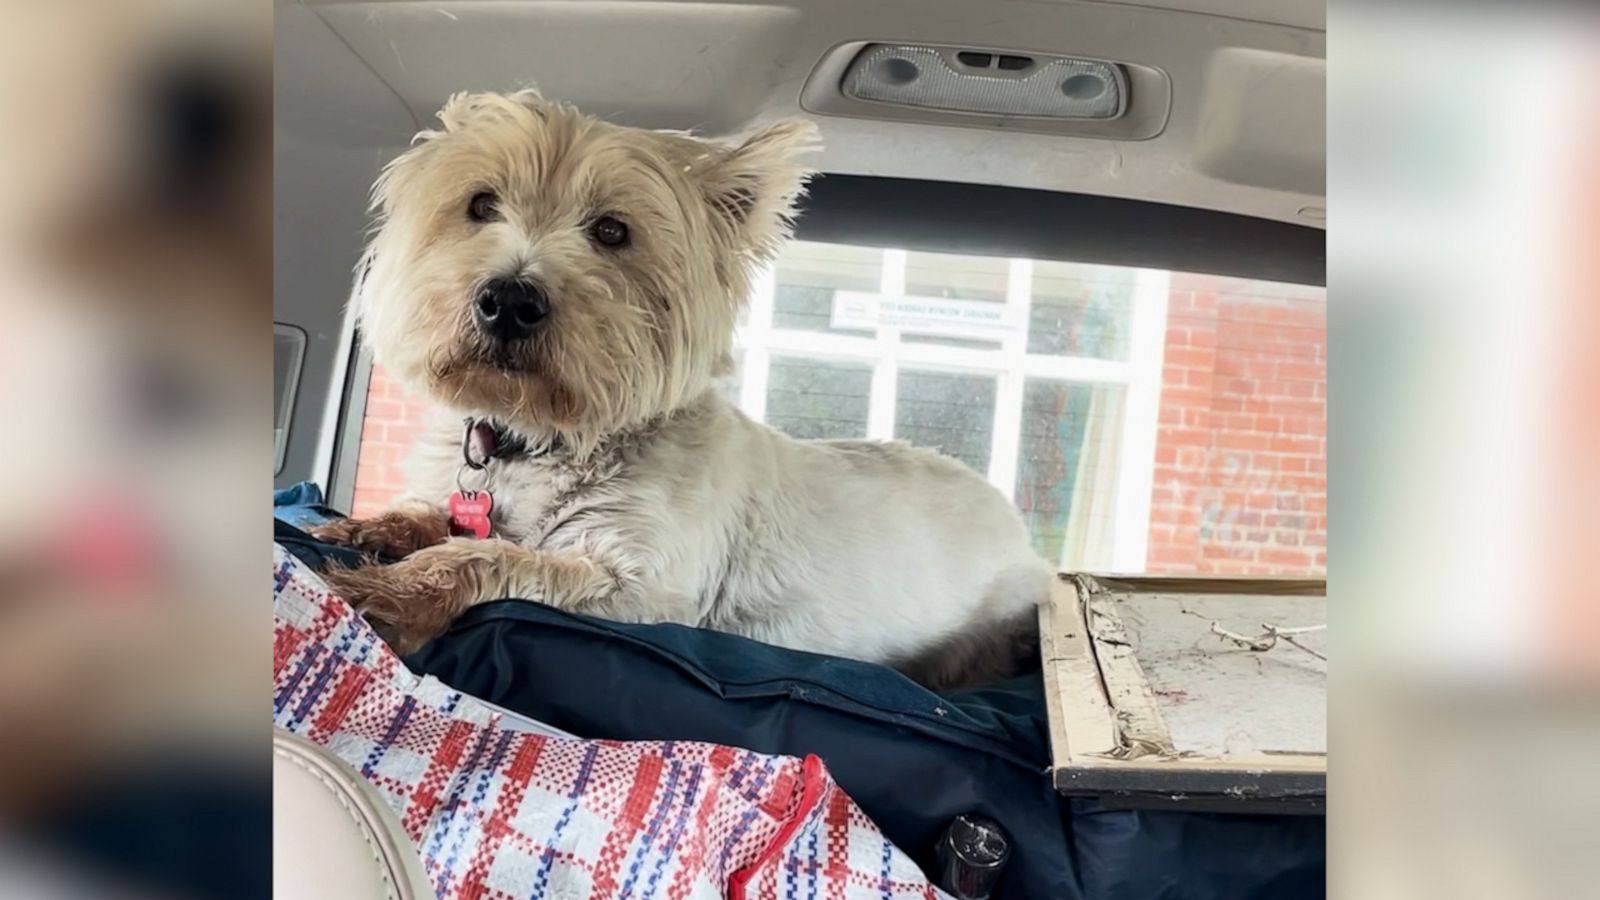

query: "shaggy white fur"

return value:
[317, 90, 1052, 689]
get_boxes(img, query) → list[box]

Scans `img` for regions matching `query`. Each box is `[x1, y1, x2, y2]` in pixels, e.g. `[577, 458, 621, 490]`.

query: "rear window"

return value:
[351, 240, 1326, 576]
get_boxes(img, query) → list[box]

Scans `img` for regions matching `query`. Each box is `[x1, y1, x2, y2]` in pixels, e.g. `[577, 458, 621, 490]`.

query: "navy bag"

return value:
[274, 516, 1325, 899]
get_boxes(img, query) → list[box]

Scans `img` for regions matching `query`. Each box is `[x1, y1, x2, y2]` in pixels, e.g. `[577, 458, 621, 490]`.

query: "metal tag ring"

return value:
[456, 463, 492, 495]
[461, 417, 488, 469]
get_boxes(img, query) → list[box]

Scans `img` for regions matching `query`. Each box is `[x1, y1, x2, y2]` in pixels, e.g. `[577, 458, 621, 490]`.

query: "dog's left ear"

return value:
[700, 119, 820, 259]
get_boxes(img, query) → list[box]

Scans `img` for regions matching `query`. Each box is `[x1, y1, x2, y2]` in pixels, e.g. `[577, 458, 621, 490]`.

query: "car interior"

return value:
[274, 1, 1327, 896]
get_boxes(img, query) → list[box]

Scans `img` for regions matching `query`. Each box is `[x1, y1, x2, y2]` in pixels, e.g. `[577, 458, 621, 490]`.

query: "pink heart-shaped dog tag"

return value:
[448, 490, 494, 539]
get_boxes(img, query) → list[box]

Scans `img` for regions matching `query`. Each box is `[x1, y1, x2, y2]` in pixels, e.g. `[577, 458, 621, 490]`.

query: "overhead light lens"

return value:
[844, 44, 1125, 120]
[877, 56, 920, 87]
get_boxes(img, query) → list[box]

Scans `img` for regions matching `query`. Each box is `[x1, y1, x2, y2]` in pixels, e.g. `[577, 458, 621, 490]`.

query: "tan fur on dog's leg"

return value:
[310, 500, 451, 559]
[323, 538, 698, 654]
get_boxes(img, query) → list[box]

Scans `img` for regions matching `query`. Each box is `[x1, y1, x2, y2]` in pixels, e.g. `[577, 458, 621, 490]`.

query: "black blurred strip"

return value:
[796, 175, 1326, 287]
[33, 757, 270, 900]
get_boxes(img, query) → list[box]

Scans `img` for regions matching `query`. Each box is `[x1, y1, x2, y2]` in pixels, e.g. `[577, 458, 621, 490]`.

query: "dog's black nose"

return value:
[475, 279, 549, 342]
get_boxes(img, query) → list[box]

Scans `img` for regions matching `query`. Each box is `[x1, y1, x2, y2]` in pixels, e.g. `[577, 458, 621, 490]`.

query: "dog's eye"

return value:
[589, 215, 629, 248]
[467, 191, 499, 223]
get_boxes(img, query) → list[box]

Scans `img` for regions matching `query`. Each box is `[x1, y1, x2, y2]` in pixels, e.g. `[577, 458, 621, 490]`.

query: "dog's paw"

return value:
[309, 504, 451, 560]
[307, 517, 366, 547]
[322, 550, 465, 655]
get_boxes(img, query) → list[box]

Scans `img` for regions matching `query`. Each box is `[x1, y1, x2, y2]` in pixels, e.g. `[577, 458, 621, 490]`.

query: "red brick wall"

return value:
[349, 366, 427, 518]
[1145, 274, 1327, 576]
[351, 275, 1329, 574]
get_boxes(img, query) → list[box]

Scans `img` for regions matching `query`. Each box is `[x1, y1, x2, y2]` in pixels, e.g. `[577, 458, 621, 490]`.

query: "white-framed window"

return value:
[722, 240, 1172, 571]
[351, 240, 1326, 577]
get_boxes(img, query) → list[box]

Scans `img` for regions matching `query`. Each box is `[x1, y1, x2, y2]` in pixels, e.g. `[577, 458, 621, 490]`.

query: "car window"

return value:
[350, 239, 1326, 576]
[274, 323, 307, 476]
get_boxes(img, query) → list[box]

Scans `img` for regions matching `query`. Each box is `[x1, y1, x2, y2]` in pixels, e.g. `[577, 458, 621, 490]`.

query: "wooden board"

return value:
[1040, 573, 1327, 812]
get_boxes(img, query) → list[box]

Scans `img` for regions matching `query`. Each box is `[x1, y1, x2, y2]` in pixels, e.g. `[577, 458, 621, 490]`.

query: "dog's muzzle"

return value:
[474, 278, 549, 344]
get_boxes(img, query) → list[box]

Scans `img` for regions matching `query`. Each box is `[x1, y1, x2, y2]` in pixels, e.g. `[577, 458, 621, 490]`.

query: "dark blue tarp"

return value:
[275, 510, 1325, 899]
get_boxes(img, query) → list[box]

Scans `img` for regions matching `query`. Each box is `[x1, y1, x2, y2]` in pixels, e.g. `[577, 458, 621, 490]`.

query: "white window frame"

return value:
[735, 247, 1169, 571]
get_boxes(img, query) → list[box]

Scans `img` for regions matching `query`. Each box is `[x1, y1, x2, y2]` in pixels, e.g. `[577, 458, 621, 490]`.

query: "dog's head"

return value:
[356, 90, 817, 448]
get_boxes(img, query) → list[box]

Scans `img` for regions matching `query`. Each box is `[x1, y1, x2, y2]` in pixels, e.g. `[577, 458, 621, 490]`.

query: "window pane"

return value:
[901, 251, 1007, 350]
[1015, 381, 1127, 567]
[1027, 261, 1134, 360]
[764, 357, 872, 439]
[904, 250, 1008, 303]
[345, 250, 1328, 581]
[771, 241, 880, 337]
[895, 370, 996, 475]
[273, 324, 306, 475]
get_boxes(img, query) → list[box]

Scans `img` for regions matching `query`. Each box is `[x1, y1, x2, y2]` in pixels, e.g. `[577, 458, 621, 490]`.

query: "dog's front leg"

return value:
[309, 500, 452, 560]
[323, 537, 636, 654]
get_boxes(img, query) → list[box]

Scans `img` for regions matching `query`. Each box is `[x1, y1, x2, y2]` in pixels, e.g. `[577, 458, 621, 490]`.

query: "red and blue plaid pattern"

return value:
[273, 546, 948, 900]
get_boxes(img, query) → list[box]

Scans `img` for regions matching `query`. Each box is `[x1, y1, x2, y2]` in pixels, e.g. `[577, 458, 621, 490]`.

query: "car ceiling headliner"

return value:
[276, 0, 1325, 227]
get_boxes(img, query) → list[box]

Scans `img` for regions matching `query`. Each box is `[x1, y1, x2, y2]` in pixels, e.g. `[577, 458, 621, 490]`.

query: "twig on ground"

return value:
[1208, 621, 1326, 661]
[1275, 631, 1328, 661]
[1209, 622, 1275, 651]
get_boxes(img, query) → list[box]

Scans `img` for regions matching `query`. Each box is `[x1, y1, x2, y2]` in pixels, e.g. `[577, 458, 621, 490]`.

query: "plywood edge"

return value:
[1064, 751, 1327, 775]
[1082, 590, 1175, 756]
[1053, 760, 1327, 806]
[1075, 573, 1326, 597]
[1038, 601, 1070, 774]
[1040, 575, 1117, 771]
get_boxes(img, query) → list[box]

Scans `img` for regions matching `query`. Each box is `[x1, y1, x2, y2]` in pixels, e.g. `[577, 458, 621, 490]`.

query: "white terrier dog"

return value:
[314, 91, 1052, 690]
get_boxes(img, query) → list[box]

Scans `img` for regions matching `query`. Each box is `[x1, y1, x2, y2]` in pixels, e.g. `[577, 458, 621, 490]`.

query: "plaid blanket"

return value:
[273, 546, 949, 900]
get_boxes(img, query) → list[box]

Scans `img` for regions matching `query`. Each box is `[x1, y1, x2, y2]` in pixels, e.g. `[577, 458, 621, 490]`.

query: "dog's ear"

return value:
[700, 119, 819, 259]
[434, 89, 549, 135]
